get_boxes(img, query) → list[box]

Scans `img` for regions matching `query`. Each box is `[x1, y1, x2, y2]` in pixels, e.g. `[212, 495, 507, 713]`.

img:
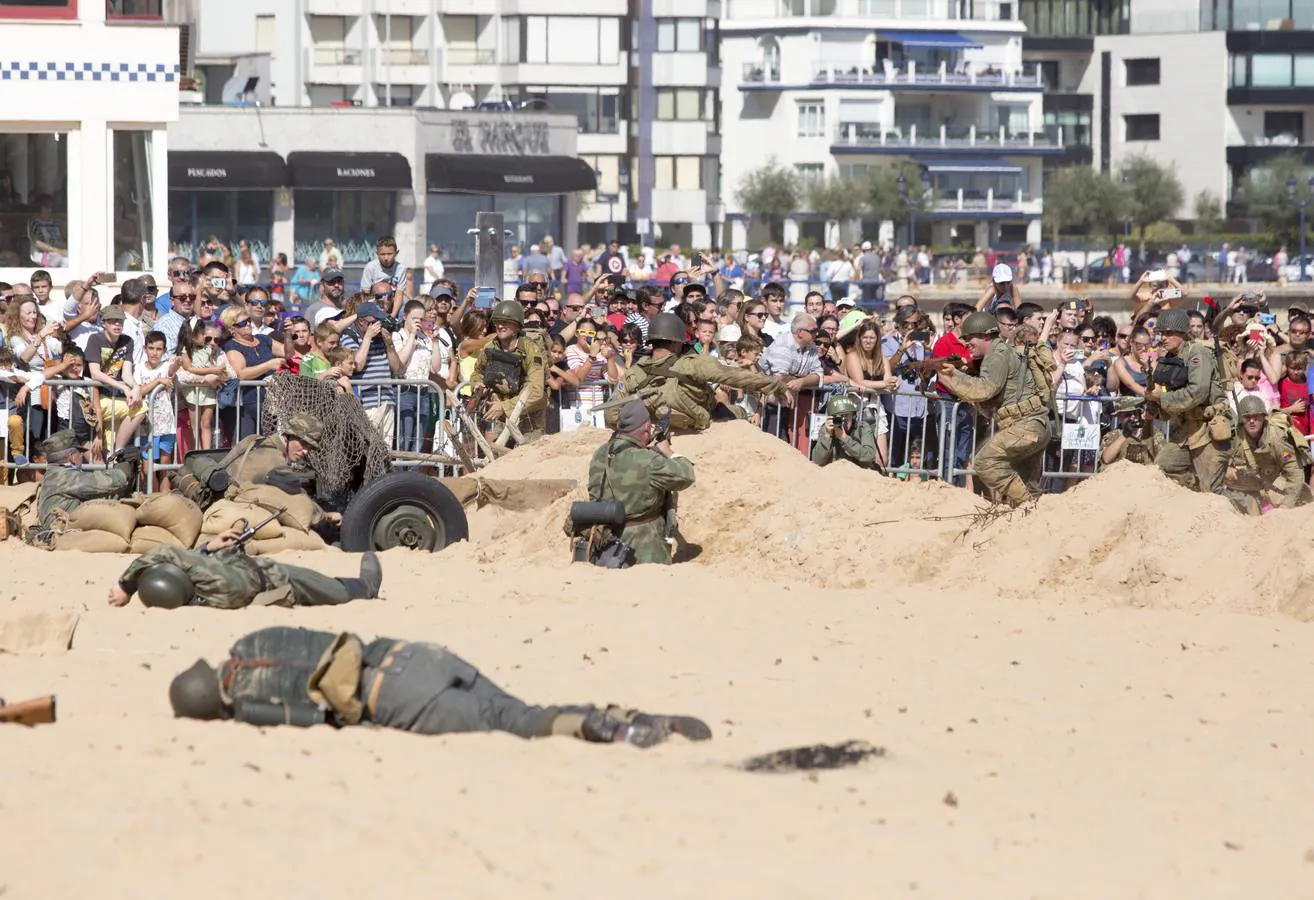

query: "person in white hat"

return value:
[715, 323, 741, 361]
[977, 261, 1021, 312]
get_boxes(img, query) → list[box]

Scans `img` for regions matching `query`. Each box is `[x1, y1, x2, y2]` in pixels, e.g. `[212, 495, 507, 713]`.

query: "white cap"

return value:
[1147, 269, 1167, 283]
[314, 307, 344, 326]
[861, 241, 873, 251]
[717, 323, 742, 343]
[991, 263, 1013, 283]
[835, 296, 856, 308]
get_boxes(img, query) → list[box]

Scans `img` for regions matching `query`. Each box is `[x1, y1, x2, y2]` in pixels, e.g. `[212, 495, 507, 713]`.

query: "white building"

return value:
[720, 0, 1056, 251]
[188, 0, 721, 253]
[0, 2, 179, 284]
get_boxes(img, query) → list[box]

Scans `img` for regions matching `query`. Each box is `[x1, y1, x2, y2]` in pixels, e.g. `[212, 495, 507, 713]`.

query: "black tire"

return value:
[339, 472, 469, 553]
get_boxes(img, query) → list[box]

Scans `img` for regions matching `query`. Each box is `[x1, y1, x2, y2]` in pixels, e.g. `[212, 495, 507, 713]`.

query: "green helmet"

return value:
[648, 313, 688, 345]
[168, 659, 225, 720]
[960, 311, 1000, 337]
[490, 300, 525, 327]
[136, 563, 195, 610]
[1237, 395, 1268, 418]
[284, 411, 323, 450]
[828, 395, 858, 416]
[1156, 308, 1190, 334]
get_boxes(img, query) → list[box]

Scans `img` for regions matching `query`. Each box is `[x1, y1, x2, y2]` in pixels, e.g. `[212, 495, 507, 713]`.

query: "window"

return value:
[112, 132, 155, 271]
[169, 191, 275, 267]
[795, 164, 824, 189]
[294, 191, 396, 264]
[840, 163, 876, 182]
[1252, 53, 1291, 87]
[796, 100, 825, 138]
[656, 88, 711, 120]
[515, 16, 621, 65]
[515, 88, 625, 134]
[1230, 52, 1314, 88]
[424, 194, 561, 264]
[655, 18, 704, 52]
[0, 132, 70, 268]
[1264, 111, 1304, 142]
[255, 14, 276, 55]
[0, 0, 75, 19]
[1124, 113, 1159, 142]
[380, 84, 414, 107]
[656, 157, 702, 190]
[1123, 57, 1159, 86]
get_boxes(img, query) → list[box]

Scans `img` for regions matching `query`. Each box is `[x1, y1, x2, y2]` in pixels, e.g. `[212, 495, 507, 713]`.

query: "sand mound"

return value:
[460, 423, 1314, 619]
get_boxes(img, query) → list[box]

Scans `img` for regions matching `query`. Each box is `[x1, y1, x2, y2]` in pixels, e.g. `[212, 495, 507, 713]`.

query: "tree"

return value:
[735, 159, 800, 240]
[1117, 154, 1184, 258]
[807, 175, 866, 223]
[1192, 189, 1223, 235]
[1041, 165, 1126, 250]
[866, 161, 933, 241]
[1234, 153, 1314, 242]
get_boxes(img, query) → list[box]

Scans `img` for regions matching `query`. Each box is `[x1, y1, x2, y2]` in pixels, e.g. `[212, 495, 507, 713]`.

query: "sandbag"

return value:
[231, 483, 319, 533]
[278, 528, 326, 551]
[201, 500, 283, 540]
[54, 529, 130, 553]
[67, 500, 138, 542]
[136, 493, 203, 547]
[243, 536, 285, 557]
[130, 525, 185, 554]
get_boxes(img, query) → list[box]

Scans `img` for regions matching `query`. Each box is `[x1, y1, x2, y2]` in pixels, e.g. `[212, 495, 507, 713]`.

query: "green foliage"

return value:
[1192, 189, 1223, 234]
[1234, 153, 1314, 242]
[1117, 154, 1185, 254]
[866, 160, 932, 229]
[1042, 165, 1128, 247]
[806, 175, 866, 221]
[735, 159, 801, 227]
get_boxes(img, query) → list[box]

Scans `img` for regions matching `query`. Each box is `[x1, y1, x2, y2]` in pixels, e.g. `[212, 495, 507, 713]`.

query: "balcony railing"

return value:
[446, 48, 496, 65]
[726, 0, 1015, 20]
[811, 60, 1043, 88]
[378, 48, 430, 65]
[930, 188, 1030, 212]
[313, 48, 365, 66]
[834, 122, 1063, 149]
[742, 62, 782, 83]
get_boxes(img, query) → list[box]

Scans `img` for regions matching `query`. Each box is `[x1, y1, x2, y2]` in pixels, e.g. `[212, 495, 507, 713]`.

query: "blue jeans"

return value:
[938, 403, 975, 485]
[397, 390, 427, 453]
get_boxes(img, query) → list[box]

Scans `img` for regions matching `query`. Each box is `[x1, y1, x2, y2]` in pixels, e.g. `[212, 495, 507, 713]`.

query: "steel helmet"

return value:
[1156, 308, 1191, 335]
[1237, 395, 1268, 418]
[168, 659, 226, 720]
[490, 300, 525, 327]
[828, 395, 858, 417]
[136, 563, 196, 610]
[647, 313, 688, 345]
[960, 311, 1000, 337]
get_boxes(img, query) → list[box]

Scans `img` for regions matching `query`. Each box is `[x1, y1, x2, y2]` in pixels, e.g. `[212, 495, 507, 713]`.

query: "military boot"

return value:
[337, 552, 383, 599]
[578, 707, 712, 748]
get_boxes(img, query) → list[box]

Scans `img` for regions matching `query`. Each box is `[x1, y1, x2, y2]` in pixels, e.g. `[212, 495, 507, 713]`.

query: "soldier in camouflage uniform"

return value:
[219, 411, 323, 487]
[810, 394, 881, 470]
[32, 430, 135, 541]
[581, 399, 695, 565]
[166, 625, 712, 749]
[936, 312, 1049, 506]
[107, 530, 382, 609]
[615, 313, 786, 431]
[471, 300, 547, 441]
[1223, 394, 1312, 515]
[1099, 396, 1165, 466]
[1145, 308, 1232, 494]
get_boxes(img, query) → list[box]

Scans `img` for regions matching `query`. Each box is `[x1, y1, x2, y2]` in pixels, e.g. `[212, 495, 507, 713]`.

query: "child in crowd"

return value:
[300, 321, 337, 379]
[137, 331, 181, 491]
[893, 440, 929, 482]
[176, 319, 230, 450]
[322, 346, 355, 393]
[546, 334, 571, 392]
[692, 319, 718, 355]
[1278, 349, 1311, 435]
[0, 346, 43, 480]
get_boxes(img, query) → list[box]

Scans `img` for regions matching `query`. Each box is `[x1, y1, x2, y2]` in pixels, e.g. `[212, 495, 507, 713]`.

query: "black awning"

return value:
[168, 151, 286, 190]
[286, 151, 413, 189]
[426, 154, 597, 195]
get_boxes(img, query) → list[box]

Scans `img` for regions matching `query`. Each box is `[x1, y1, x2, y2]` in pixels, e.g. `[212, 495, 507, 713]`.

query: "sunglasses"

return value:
[199, 298, 215, 306]
[566, 304, 585, 311]
[372, 292, 392, 300]
[173, 292, 196, 301]
[233, 318, 251, 328]
[1080, 335, 1096, 343]
[1117, 332, 1131, 339]
[248, 299, 268, 307]
[746, 311, 766, 319]
[169, 269, 191, 278]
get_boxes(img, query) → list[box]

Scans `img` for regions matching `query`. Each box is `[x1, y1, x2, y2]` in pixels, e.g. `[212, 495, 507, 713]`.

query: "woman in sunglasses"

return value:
[219, 305, 285, 441]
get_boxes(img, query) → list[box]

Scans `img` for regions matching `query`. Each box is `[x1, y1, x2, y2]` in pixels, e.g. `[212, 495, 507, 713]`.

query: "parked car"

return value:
[1281, 255, 1314, 283]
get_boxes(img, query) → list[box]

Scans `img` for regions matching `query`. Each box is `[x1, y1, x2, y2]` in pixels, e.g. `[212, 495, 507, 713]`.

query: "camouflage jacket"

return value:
[810, 421, 880, 469]
[1156, 339, 1229, 449]
[36, 463, 133, 533]
[118, 545, 316, 609]
[620, 351, 781, 431]
[587, 434, 695, 565]
[1099, 428, 1164, 466]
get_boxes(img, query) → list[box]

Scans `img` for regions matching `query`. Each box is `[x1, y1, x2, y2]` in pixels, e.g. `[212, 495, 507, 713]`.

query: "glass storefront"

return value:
[426, 193, 562, 263]
[0, 132, 69, 269]
[112, 131, 155, 272]
[167, 190, 275, 264]
[292, 190, 396, 265]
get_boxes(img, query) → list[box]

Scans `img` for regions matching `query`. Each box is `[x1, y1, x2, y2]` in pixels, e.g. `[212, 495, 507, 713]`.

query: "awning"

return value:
[168, 151, 286, 190]
[920, 158, 1024, 174]
[879, 30, 983, 50]
[286, 152, 412, 189]
[426, 154, 597, 195]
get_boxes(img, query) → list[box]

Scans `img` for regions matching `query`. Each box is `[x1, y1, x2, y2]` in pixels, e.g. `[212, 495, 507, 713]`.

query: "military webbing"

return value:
[632, 353, 710, 393]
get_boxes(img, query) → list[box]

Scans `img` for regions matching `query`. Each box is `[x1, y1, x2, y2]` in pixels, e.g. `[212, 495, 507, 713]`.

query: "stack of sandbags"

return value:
[197, 496, 326, 556]
[53, 499, 137, 553]
[129, 493, 204, 554]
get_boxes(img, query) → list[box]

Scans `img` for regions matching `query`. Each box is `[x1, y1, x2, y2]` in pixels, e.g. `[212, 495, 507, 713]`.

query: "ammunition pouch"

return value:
[482, 347, 525, 397]
[995, 393, 1047, 429]
[1206, 402, 1234, 442]
[1152, 355, 1189, 390]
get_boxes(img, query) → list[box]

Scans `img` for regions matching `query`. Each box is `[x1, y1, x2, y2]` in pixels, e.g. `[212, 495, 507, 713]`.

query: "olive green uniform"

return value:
[472, 337, 548, 436]
[619, 351, 782, 431]
[811, 421, 879, 469]
[1224, 418, 1310, 515]
[34, 463, 134, 537]
[586, 433, 695, 565]
[1099, 428, 1165, 466]
[939, 339, 1049, 505]
[219, 434, 300, 485]
[117, 545, 356, 609]
[1153, 339, 1231, 493]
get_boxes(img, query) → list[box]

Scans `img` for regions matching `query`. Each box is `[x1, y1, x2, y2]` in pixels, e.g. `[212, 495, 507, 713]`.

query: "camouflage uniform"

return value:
[1152, 339, 1231, 493]
[1099, 427, 1165, 466]
[587, 433, 695, 565]
[1223, 417, 1311, 515]
[618, 351, 782, 431]
[810, 422, 879, 469]
[472, 337, 548, 436]
[34, 464, 134, 536]
[117, 546, 356, 609]
[939, 338, 1049, 506]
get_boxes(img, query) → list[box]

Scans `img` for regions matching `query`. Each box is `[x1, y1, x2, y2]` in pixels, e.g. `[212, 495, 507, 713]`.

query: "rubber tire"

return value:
[339, 471, 469, 553]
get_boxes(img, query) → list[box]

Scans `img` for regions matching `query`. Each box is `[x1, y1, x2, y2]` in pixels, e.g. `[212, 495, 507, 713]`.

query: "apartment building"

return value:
[188, 0, 721, 255]
[1022, 0, 1314, 218]
[721, 0, 1058, 250]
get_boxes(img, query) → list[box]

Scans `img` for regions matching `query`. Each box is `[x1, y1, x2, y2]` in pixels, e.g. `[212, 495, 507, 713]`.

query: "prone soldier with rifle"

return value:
[107, 506, 383, 610]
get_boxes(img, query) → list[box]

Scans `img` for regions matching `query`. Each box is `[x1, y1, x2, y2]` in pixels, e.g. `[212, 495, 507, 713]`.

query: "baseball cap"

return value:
[991, 263, 1013, 283]
[100, 305, 126, 322]
[356, 301, 387, 320]
[835, 296, 856, 309]
[314, 307, 344, 326]
[429, 283, 456, 300]
[322, 266, 345, 282]
[861, 241, 872, 251]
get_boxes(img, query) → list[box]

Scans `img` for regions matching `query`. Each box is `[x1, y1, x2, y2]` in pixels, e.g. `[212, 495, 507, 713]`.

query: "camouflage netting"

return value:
[259, 373, 393, 502]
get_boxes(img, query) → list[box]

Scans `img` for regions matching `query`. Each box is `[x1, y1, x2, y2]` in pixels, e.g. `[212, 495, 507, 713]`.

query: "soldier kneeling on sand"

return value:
[1100, 396, 1164, 467]
[1223, 395, 1313, 515]
[167, 626, 712, 749]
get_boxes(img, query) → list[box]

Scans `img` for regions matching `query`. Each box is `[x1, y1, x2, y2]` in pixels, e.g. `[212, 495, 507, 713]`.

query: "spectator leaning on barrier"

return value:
[137, 330, 180, 489]
[220, 304, 284, 442]
[393, 300, 440, 452]
[757, 312, 824, 443]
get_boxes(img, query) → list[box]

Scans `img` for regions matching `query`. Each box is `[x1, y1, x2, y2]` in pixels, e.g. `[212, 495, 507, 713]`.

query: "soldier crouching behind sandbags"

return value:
[31, 429, 136, 545]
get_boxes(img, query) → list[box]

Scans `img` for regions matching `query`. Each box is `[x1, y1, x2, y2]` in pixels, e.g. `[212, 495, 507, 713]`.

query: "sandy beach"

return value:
[2, 423, 1313, 898]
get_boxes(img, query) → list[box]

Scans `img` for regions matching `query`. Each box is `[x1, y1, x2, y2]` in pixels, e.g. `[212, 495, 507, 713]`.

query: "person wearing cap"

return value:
[935, 311, 1050, 506]
[835, 296, 863, 332]
[1100, 396, 1164, 466]
[86, 304, 149, 452]
[578, 398, 695, 565]
[715, 323, 741, 361]
[216, 410, 325, 494]
[1144, 307, 1232, 494]
[339, 300, 403, 442]
[31, 428, 136, 542]
[976, 262, 1021, 313]
[305, 265, 347, 329]
[1223, 394, 1311, 514]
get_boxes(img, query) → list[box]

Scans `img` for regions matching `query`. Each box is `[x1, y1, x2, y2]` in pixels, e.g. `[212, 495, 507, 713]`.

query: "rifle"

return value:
[897, 355, 979, 391]
[0, 694, 56, 726]
[203, 507, 286, 555]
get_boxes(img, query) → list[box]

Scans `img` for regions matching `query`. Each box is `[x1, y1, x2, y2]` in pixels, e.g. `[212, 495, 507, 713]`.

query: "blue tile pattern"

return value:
[0, 61, 179, 82]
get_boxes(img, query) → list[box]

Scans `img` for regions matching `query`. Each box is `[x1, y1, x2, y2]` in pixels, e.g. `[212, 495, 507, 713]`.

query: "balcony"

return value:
[832, 123, 1064, 155]
[725, 0, 1015, 21]
[372, 47, 432, 84]
[741, 60, 1043, 91]
[442, 47, 498, 84]
[306, 47, 366, 85]
[106, 0, 162, 18]
[927, 188, 1040, 216]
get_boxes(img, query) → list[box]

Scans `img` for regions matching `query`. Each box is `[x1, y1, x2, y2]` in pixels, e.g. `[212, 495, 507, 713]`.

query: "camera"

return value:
[909, 330, 930, 343]
[1121, 415, 1145, 437]
[1160, 287, 1182, 300]
[374, 312, 401, 332]
[830, 414, 845, 428]
[1259, 312, 1277, 326]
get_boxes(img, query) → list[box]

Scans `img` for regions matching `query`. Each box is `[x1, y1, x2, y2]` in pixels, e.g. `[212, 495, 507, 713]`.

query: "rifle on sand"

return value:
[203, 507, 286, 555]
[0, 694, 56, 726]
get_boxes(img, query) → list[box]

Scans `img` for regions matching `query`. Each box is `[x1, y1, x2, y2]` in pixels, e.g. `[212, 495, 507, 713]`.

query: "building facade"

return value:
[0, 1, 180, 284]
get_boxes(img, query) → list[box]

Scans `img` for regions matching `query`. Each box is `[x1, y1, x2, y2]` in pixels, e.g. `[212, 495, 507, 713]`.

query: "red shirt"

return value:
[1278, 376, 1311, 433]
[932, 331, 971, 396]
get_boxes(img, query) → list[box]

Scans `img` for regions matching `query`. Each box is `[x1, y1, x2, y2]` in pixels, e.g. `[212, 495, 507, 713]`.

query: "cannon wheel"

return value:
[339, 472, 469, 552]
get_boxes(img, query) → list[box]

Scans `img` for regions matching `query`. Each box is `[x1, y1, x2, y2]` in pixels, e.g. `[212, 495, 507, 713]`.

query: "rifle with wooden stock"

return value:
[0, 694, 56, 726]
[897, 354, 980, 391]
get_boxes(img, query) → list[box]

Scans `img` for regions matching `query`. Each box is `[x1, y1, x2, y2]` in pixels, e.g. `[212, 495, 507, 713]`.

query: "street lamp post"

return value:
[897, 170, 932, 246]
[1286, 175, 1314, 282]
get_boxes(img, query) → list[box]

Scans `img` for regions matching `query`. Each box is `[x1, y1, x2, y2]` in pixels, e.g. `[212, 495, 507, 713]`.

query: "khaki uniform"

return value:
[472, 337, 548, 436]
[810, 421, 880, 469]
[1152, 340, 1231, 494]
[219, 434, 296, 485]
[1099, 428, 1165, 466]
[1224, 418, 1311, 515]
[619, 352, 781, 431]
[586, 433, 695, 565]
[940, 339, 1049, 506]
